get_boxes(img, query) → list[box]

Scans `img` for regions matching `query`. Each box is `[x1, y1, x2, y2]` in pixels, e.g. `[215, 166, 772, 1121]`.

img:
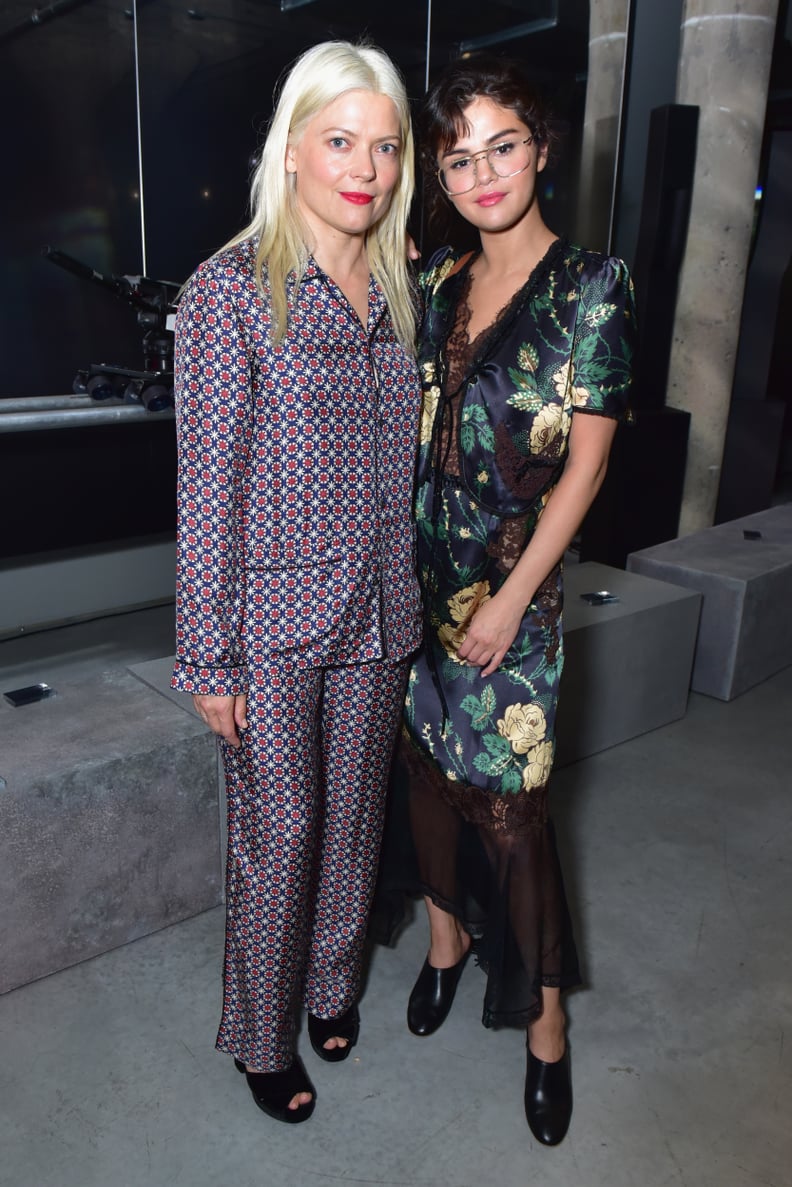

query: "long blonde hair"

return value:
[224, 41, 417, 351]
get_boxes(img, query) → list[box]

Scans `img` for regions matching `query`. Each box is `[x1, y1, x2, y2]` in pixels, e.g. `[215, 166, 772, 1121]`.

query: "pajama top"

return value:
[171, 237, 423, 696]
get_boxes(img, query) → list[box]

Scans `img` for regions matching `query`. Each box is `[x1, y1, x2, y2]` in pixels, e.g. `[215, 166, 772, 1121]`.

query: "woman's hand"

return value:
[457, 591, 526, 677]
[193, 693, 248, 748]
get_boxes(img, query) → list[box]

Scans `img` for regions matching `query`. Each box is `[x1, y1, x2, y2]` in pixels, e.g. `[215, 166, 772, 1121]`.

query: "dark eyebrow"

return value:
[442, 128, 522, 159]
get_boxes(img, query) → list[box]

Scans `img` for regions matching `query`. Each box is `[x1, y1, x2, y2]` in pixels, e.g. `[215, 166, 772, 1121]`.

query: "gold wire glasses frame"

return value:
[437, 135, 535, 196]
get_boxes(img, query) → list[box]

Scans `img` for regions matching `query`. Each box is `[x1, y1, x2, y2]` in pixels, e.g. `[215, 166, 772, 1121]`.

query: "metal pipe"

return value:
[0, 395, 96, 412]
[0, 406, 174, 433]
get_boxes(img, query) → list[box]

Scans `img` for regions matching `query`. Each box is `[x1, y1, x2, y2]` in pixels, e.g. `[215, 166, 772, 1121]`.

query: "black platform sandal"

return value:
[307, 1004, 360, 1063]
[234, 1056, 316, 1123]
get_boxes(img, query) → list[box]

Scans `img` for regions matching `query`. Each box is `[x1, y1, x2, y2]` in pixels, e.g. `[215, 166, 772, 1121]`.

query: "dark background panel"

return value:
[0, 0, 598, 400]
[0, 420, 177, 556]
[135, 0, 430, 285]
[1, 0, 633, 560]
[422, 0, 590, 257]
[0, 1, 144, 397]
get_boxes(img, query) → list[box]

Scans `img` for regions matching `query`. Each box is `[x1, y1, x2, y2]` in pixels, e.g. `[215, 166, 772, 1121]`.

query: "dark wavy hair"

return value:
[420, 54, 557, 234]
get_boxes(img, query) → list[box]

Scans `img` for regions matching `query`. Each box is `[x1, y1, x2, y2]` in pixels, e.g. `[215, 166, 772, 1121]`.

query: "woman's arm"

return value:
[192, 692, 248, 748]
[459, 253, 636, 676]
[170, 261, 254, 726]
[458, 412, 617, 676]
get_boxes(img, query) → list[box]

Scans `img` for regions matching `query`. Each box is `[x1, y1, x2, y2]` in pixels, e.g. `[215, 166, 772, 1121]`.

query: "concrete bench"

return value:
[0, 667, 221, 994]
[556, 561, 702, 766]
[626, 505, 792, 701]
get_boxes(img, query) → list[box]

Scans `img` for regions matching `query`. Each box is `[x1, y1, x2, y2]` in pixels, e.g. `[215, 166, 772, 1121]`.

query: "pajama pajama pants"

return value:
[215, 654, 409, 1070]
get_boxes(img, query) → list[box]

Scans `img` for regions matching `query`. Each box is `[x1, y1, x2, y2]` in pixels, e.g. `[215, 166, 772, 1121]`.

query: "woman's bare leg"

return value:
[424, 896, 471, 967]
[528, 986, 566, 1062]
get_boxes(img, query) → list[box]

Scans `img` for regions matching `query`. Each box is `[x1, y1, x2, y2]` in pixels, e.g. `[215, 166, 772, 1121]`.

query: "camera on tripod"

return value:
[44, 247, 181, 412]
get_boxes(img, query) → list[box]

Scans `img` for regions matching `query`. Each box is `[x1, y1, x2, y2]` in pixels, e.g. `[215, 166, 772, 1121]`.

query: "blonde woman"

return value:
[171, 41, 422, 1123]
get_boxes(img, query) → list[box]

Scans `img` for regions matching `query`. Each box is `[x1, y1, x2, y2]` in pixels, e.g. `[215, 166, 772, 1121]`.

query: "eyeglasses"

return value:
[437, 136, 535, 196]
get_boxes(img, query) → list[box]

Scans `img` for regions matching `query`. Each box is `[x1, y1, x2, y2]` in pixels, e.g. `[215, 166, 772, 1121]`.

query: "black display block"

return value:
[631, 104, 699, 412]
[0, 420, 177, 559]
[715, 397, 786, 524]
[579, 405, 691, 569]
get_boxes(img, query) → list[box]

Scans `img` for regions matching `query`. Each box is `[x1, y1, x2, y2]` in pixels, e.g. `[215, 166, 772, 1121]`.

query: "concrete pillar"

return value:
[576, 0, 631, 250]
[666, 0, 779, 534]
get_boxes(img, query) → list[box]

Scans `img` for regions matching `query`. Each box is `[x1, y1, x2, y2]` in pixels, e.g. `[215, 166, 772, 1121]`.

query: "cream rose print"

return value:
[529, 403, 563, 452]
[522, 739, 554, 789]
[455, 695, 553, 794]
[552, 360, 591, 408]
[419, 388, 440, 446]
[438, 581, 491, 663]
[448, 581, 491, 625]
[497, 702, 547, 754]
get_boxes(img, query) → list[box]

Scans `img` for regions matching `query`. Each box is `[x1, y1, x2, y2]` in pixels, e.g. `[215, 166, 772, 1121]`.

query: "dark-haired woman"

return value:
[396, 57, 636, 1144]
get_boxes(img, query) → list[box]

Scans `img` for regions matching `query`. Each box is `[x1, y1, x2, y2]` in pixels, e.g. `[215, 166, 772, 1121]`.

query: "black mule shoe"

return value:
[407, 949, 470, 1036]
[307, 1004, 360, 1063]
[524, 1042, 572, 1146]
[234, 1056, 316, 1123]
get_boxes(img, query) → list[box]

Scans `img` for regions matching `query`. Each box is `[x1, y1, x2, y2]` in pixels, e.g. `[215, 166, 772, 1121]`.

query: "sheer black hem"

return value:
[373, 734, 582, 1030]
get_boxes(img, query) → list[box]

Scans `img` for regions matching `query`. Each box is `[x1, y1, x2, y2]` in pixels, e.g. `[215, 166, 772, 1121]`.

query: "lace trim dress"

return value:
[380, 239, 636, 1029]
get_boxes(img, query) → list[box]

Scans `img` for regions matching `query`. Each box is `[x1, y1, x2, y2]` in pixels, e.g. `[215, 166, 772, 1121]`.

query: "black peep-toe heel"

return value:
[307, 1004, 360, 1062]
[234, 1056, 316, 1123]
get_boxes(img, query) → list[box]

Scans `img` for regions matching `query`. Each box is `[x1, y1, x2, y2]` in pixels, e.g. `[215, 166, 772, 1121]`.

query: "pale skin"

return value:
[423, 96, 618, 1064]
[193, 89, 403, 1108]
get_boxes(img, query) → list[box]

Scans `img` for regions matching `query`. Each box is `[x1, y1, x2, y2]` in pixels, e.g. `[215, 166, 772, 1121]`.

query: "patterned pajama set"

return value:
[171, 239, 422, 1070]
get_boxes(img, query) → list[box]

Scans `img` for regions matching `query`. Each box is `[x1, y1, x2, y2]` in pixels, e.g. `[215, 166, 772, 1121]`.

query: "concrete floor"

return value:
[1, 611, 790, 1187]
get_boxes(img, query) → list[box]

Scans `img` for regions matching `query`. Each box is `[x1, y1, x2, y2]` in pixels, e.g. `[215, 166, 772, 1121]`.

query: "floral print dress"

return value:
[397, 238, 636, 1028]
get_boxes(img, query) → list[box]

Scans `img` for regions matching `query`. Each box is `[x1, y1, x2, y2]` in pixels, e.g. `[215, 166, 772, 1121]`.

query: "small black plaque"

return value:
[3, 683, 56, 708]
[580, 591, 620, 605]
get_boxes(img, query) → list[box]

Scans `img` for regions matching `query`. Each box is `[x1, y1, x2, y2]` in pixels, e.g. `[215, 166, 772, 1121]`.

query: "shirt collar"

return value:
[300, 256, 388, 333]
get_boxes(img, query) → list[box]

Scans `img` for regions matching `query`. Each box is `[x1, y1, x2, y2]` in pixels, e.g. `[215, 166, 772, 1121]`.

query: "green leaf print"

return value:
[460, 405, 495, 455]
[511, 429, 533, 456]
[463, 427, 494, 453]
[580, 360, 614, 385]
[575, 334, 600, 366]
[517, 343, 539, 372]
[441, 657, 478, 684]
[506, 365, 542, 414]
[507, 366, 538, 389]
[507, 388, 543, 414]
[478, 423, 495, 450]
[584, 302, 617, 328]
[483, 733, 511, 758]
[473, 728, 515, 778]
[460, 684, 496, 731]
[501, 767, 523, 795]
[473, 749, 512, 777]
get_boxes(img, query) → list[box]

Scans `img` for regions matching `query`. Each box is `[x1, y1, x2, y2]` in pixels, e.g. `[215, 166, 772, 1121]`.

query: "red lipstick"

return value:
[340, 192, 374, 205]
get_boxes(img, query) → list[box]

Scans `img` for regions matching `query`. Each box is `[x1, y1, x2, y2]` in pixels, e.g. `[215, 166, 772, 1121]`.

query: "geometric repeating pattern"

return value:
[171, 237, 423, 697]
[169, 237, 423, 1069]
[216, 656, 408, 1070]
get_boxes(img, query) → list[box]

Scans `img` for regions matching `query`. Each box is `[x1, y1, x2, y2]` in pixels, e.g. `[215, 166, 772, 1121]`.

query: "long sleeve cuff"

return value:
[170, 661, 248, 697]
